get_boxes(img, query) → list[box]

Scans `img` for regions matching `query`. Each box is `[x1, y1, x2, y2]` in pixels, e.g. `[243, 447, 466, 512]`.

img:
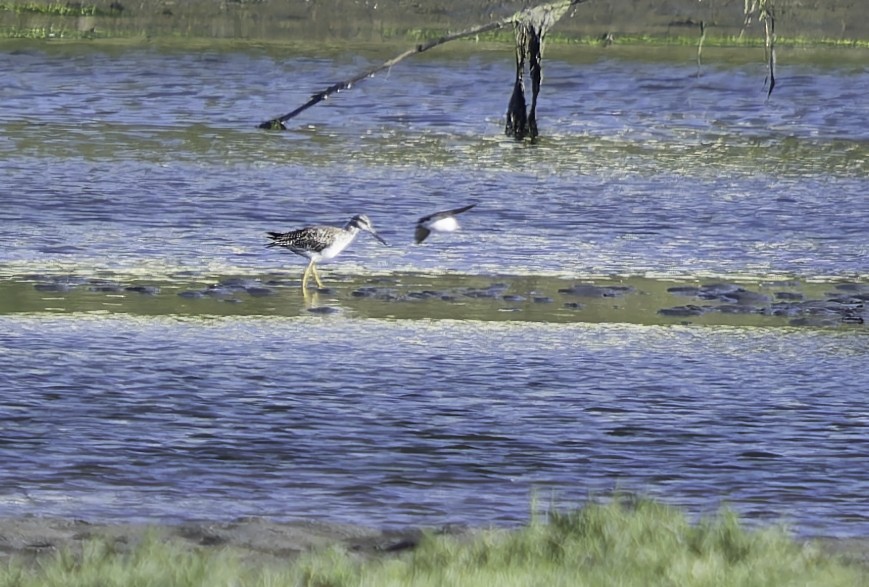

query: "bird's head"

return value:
[349, 214, 387, 245]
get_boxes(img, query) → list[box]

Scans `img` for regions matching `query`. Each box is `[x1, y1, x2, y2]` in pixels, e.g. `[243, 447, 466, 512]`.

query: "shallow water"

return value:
[2, 45, 868, 280]
[2, 315, 868, 538]
[1, 43, 868, 537]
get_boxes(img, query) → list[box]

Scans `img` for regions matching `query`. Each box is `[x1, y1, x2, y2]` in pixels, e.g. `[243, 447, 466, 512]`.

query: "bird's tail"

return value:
[265, 232, 283, 247]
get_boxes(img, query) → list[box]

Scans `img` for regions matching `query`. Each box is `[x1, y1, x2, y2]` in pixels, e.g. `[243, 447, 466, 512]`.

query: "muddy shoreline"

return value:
[1, 516, 867, 571]
[0, 515, 434, 569]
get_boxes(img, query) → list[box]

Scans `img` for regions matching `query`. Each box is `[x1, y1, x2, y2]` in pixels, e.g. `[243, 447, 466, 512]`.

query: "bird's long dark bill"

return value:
[371, 232, 388, 245]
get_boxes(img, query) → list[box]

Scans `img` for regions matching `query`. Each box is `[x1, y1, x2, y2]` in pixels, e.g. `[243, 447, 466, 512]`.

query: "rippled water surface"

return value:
[3, 315, 868, 537]
[1, 43, 868, 537]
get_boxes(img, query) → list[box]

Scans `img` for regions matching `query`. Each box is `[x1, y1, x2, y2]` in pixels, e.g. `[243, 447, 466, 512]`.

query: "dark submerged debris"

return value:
[462, 283, 510, 299]
[203, 286, 236, 298]
[667, 286, 701, 296]
[716, 304, 763, 314]
[739, 450, 782, 459]
[34, 282, 73, 292]
[31, 275, 164, 295]
[718, 290, 769, 305]
[245, 286, 275, 297]
[31, 275, 87, 292]
[658, 281, 868, 326]
[502, 294, 526, 302]
[558, 284, 635, 298]
[88, 281, 124, 293]
[694, 283, 742, 298]
[307, 306, 341, 315]
[841, 312, 865, 325]
[833, 283, 869, 293]
[351, 286, 398, 299]
[407, 291, 442, 300]
[658, 305, 707, 317]
[125, 285, 160, 295]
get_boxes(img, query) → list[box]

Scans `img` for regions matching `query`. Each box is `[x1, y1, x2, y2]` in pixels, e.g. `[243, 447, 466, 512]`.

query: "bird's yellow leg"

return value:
[310, 263, 324, 288]
[301, 259, 314, 291]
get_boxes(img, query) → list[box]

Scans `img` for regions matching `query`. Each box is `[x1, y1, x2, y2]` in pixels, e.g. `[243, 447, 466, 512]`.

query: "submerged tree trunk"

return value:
[505, 2, 576, 140]
[739, 0, 777, 99]
[763, 8, 776, 99]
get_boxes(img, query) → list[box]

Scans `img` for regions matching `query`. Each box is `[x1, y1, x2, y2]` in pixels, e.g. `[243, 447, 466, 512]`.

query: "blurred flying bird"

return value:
[414, 203, 477, 244]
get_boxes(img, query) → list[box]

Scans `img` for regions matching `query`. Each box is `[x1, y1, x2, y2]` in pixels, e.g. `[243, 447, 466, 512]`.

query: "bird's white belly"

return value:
[428, 216, 460, 232]
[318, 235, 355, 260]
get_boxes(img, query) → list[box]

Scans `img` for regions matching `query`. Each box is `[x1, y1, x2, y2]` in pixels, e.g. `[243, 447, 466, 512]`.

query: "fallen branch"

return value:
[258, 21, 504, 130]
[258, 0, 589, 132]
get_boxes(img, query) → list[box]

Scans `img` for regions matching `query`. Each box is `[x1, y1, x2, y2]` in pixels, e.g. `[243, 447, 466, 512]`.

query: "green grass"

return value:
[464, 29, 869, 49]
[381, 24, 869, 49]
[0, 2, 102, 16]
[2, 3, 868, 48]
[1, 498, 866, 587]
[1, 25, 94, 39]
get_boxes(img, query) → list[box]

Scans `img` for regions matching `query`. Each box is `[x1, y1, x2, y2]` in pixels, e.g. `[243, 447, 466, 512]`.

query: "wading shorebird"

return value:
[414, 203, 476, 244]
[267, 214, 387, 290]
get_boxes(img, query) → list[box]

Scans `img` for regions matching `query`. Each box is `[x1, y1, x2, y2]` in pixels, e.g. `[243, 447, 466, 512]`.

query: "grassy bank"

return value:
[2, 498, 865, 587]
[2, 0, 868, 46]
[4, 22, 869, 50]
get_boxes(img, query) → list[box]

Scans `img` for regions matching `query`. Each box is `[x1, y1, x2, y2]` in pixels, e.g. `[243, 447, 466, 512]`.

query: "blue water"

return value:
[1, 316, 867, 536]
[2, 48, 867, 279]
[1, 45, 868, 537]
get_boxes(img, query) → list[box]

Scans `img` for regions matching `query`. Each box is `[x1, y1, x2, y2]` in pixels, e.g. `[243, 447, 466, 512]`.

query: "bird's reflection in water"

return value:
[302, 289, 343, 315]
